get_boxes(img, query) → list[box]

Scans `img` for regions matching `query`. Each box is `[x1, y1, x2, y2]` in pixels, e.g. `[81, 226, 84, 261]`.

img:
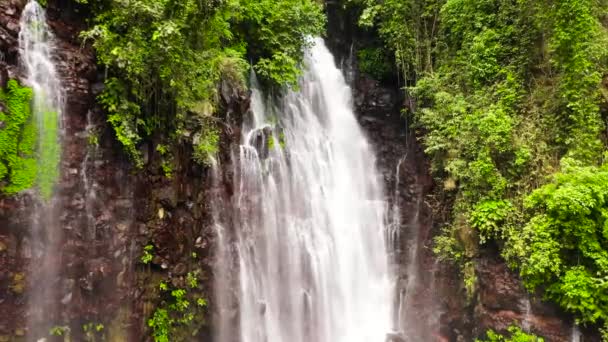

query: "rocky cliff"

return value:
[325, 2, 599, 341]
[0, 1, 243, 340]
[0, 1, 598, 341]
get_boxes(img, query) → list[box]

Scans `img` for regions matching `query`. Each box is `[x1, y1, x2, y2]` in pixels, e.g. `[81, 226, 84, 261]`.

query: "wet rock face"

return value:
[128, 86, 247, 340]
[0, 1, 247, 339]
[0, 1, 21, 69]
[473, 252, 601, 341]
[0, 1, 599, 341]
[349, 61, 461, 341]
[0, 1, 134, 339]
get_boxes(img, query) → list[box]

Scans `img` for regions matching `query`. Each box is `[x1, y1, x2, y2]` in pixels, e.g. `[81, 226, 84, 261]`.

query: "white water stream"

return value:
[19, 0, 63, 134]
[19, 1, 64, 339]
[571, 323, 581, 342]
[216, 38, 392, 342]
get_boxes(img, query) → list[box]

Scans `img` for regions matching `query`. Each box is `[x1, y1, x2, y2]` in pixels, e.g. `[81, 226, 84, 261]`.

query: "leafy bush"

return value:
[477, 326, 543, 342]
[193, 125, 220, 166]
[148, 308, 171, 342]
[357, 47, 393, 80]
[470, 200, 513, 244]
[354, 0, 608, 330]
[548, 0, 607, 163]
[81, 0, 324, 166]
[148, 278, 208, 342]
[516, 160, 608, 323]
[354, 0, 443, 80]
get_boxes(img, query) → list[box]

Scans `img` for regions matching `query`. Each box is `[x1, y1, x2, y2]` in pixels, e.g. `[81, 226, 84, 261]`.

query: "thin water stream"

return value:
[19, 1, 64, 339]
[571, 324, 581, 342]
[521, 295, 532, 332]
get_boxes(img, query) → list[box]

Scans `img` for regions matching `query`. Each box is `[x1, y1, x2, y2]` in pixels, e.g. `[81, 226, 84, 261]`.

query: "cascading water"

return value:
[19, 0, 64, 339]
[388, 156, 406, 252]
[520, 295, 532, 332]
[82, 110, 98, 240]
[394, 188, 425, 340]
[216, 38, 392, 342]
[571, 324, 581, 342]
[19, 1, 63, 182]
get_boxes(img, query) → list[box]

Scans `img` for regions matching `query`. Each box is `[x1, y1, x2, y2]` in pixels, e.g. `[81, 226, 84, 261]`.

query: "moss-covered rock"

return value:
[36, 105, 60, 201]
[0, 79, 60, 200]
[0, 79, 36, 195]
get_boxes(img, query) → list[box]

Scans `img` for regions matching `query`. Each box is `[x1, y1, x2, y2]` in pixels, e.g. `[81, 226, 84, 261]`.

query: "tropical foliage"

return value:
[9, 0, 608, 338]
[477, 326, 544, 342]
[352, 0, 608, 332]
[80, 0, 324, 166]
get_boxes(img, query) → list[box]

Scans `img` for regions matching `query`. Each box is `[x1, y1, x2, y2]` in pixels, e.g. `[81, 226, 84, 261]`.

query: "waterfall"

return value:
[19, 0, 63, 199]
[388, 156, 406, 252]
[82, 110, 98, 240]
[216, 38, 392, 342]
[397, 191, 423, 339]
[18, 1, 64, 339]
[521, 295, 532, 332]
[571, 324, 581, 342]
[212, 155, 238, 342]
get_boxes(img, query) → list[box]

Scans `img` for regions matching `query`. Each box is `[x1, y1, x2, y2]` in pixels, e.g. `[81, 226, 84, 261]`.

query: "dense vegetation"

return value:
[477, 326, 543, 342]
[5, 0, 608, 339]
[59, 0, 323, 340]
[350, 0, 608, 334]
[79, 0, 324, 168]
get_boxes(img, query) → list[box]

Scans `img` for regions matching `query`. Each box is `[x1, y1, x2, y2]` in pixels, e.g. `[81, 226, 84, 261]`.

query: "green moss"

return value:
[37, 107, 60, 201]
[0, 80, 37, 195]
[267, 135, 276, 150]
[0, 79, 60, 200]
[9, 272, 26, 295]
